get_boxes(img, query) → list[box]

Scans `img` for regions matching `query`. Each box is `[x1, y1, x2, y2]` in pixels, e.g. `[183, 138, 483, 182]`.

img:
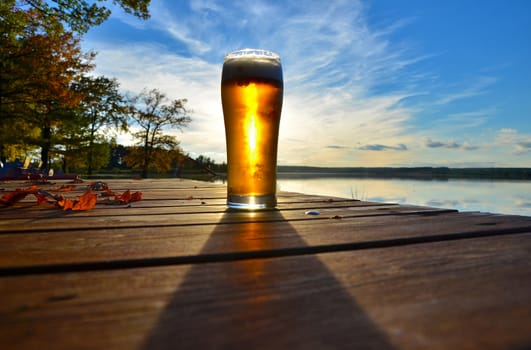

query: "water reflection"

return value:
[277, 178, 531, 216]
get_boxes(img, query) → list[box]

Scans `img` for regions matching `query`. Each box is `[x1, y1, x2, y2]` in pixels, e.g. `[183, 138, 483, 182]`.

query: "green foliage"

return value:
[0, 0, 152, 170]
[71, 75, 127, 174]
[23, 0, 151, 34]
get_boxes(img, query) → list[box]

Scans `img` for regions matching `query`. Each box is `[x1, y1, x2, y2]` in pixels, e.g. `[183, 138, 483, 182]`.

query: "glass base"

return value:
[227, 193, 277, 210]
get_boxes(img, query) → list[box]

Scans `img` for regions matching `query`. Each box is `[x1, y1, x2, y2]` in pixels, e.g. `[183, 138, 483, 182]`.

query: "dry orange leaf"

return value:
[58, 197, 74, 210]
[114, 190, 142, 204]
[57, 191, 98, 211]
[73, 191, 97, 210]
[34, 191, 57, 206]
[103, 188, 116, 196]
[0, 186, 40, 206]
[1, 183, 140, 210]
[0, 190, 30, 206]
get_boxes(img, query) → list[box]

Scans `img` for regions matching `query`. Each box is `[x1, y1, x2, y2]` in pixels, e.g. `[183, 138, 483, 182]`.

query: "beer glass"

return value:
[221, 49, 283, 209]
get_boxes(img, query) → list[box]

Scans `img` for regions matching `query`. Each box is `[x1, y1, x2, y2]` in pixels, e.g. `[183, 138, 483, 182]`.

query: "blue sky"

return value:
[83, 0, 531, 167]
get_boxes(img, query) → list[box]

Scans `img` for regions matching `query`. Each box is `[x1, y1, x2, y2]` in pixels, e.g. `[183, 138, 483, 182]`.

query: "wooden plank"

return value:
[0, 178, 216, 190]
[1, 233, 530, 349]
[0, 201, 446, 233]
[1, 210, 530, 272]
[0, 197, 394, 220]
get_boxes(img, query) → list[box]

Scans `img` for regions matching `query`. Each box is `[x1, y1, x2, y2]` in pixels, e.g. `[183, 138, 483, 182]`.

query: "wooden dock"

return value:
[0, 178, 530, 349]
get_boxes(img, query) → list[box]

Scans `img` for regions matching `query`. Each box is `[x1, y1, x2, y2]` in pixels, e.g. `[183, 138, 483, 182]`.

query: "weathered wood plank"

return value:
[0, 197, 393, 220]
[1, 210, 530, 272]
[0, 201, 450, 233]
[1, 234, 530, 350]
[0, 178, 215, 190]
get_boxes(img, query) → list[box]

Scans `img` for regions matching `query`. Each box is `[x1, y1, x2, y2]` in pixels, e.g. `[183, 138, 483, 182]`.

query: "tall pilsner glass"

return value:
[221, 49, 283, 210]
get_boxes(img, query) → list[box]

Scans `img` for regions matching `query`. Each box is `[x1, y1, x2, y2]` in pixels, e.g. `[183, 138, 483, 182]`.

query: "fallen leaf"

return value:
[101, 188, 116, 197]
[114, 190, 142, 204]
[58, 198, 75, 210]
[0, 190, 31, 206]
[72, 191, 97, 210]
[0, 186, 40, 206]
[34, 192, 53, 206]
[57, 191, 97, 211]
[115, 189, 131, 203]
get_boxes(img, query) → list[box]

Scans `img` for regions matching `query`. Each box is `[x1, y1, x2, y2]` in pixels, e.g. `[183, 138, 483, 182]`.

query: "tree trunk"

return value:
[41, 125, 51, 171]
[87, 113, 97, 176]
[87, 138, 94, 176]
[142, 128, 150, 178]
[142, 147, 149, 178]
[0, 144, 6, 164]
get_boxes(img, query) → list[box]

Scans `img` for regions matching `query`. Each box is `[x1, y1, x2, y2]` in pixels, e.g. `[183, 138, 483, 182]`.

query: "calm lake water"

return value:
[273, 177, 531, 217]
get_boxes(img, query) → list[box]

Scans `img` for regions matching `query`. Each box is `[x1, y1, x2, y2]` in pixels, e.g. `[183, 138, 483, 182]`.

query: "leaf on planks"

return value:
[0, 182, 142, 210]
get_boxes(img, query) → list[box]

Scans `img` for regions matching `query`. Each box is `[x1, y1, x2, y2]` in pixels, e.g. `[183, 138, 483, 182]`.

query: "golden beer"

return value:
[221, 49, 283, 209]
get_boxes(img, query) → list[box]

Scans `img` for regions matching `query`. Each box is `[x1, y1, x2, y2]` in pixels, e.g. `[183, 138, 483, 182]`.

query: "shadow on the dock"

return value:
[142, 210, 394, 349]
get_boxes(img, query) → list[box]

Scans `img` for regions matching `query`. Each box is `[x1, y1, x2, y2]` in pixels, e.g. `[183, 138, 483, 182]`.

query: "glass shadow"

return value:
[142, 210, 393, 349]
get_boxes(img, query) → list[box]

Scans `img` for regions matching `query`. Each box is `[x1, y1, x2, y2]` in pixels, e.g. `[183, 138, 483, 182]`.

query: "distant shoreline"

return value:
[275, 166, 531, 180]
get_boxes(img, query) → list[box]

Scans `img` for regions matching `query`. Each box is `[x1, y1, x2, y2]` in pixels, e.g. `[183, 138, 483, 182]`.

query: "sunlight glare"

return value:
[244, 83, 259, 163]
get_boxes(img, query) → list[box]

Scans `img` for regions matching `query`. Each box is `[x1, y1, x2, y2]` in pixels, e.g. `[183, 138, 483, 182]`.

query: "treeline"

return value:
[97, 147, 226, 179]
[276, 166, 531, 180]
[0, 1, 201, 178]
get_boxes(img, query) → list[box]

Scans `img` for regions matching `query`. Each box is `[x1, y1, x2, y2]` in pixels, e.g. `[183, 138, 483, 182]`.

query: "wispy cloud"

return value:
[424, 138, 479, 150]
[83, 0, 522, 166]
[433, 76, 497, 106]
[359, 144, 407, 151]
[86, 41, 225, 159]
[100, 0, 422, 165]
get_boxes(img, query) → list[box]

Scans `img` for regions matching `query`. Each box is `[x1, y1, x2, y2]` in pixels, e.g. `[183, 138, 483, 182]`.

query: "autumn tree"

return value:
[124, 143, 184, 177]
[0, 3, 94, 166]
[125, 89, 191, 178]
[0, 0, 151, 163]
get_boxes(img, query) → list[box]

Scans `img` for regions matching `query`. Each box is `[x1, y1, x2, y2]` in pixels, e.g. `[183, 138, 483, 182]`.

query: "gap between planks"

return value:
[1, 220, 529, 277]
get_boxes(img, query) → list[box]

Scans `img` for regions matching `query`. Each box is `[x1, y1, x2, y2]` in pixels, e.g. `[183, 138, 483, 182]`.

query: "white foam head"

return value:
[222, 48, 283, 82]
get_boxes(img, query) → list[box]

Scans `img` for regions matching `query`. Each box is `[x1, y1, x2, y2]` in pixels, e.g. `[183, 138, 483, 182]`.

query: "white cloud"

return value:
[86, 41, 226, 160]
[84, 0, 526, 167]
[495, 128, 531, 155]
[83, 0, 427, 166]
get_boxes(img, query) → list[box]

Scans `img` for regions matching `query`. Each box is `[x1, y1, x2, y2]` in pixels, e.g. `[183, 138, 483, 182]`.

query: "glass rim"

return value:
[224, 48, 280, 60]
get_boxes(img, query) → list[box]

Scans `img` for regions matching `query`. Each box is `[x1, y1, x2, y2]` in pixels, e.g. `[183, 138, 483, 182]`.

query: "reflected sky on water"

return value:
[276, 177, 531, 217]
